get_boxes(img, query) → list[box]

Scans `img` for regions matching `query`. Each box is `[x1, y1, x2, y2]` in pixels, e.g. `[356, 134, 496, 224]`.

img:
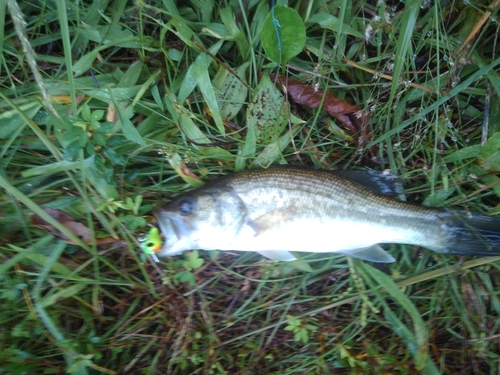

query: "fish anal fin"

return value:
[340, 245, 396, 263]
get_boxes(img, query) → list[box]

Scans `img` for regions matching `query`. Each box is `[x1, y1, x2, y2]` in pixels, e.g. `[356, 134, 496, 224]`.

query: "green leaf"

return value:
[91, 110, 105, 122]
[22, 159, 82, 177]
[236, 115, 256, 171]
[240, 72, 289, 169]
[359, 262, 438, 372]
[39, 284, 87, 309]
[301, 329, 309, 344]
[85, 140, 95, 155]
[0, 102, 41, 139]
[110, 98, 146, 146]
[56, 125, 86, 148]
[261, 5, 306, 65]
[120, 215, 147, 231]
[85, 156, 119, 200]
[72, 50, 98, 77]
[81, 104, 91, 121]
[102, 146, 126, 166]
[442, 145, 480, 163]
[78, 23, 140, 48]
[78, 22, 103, 42]
[479, 132, 500, 171]
[186, 250, 204, 269]
[251, 123, 301, 168]
[96, 122, 114, 133]
[306, 12, 364, 38]
[471, 165, 500, 200]
[288, 259, 314, 273]
[5, 238, 92, 280]
[175, 270, 197, 286]
[118, 61, 143, 87]
[178, 41, 222, 102]
[219, 6, 249, 58]
[63, 140, 83, 161]
[246, 73, 288, 144]
[214, 62, 249, 120]
[92, 132, 107, 146]
[190, 52, 225, 135]
[286, 315, 301, 328]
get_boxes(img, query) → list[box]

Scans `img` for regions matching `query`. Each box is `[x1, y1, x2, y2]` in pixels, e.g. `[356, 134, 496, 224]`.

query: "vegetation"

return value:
[1, 0, 500, 373]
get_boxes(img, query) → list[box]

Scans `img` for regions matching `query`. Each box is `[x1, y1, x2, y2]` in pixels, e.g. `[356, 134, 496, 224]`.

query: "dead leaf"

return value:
[179, 162, 203, 184]
[32, 208, 115, 245]
[270, 74, 374, 151]
[167, 153, 204, 187]
[106, 104, 119, 123]
[49, 94, 86, 105]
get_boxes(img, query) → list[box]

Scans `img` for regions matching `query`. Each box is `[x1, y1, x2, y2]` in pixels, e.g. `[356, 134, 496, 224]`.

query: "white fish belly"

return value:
[226, 219, 412, 252]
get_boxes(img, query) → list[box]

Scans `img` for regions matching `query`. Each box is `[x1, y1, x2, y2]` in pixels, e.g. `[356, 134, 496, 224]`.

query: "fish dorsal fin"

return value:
[264, 165, 402, 196]
[329, 170, 403, 196]
[257, 250, 297, 261]
[340, 245, 396, 263]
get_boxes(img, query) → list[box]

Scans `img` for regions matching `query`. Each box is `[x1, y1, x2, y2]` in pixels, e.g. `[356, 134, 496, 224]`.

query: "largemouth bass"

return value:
[153, 167, 500, 263]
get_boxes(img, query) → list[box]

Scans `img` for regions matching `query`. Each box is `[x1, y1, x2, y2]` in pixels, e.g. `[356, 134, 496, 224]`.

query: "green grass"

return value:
[2, 0, 500, 373]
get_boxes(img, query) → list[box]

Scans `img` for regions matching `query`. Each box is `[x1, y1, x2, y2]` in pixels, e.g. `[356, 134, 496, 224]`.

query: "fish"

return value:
[152, 167, 500, 263]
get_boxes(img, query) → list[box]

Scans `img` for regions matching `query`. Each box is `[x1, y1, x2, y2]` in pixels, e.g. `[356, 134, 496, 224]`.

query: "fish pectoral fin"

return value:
[257, 250, 297, 261]
[248, 207, 298, 236]
[340, 245, 396, 263]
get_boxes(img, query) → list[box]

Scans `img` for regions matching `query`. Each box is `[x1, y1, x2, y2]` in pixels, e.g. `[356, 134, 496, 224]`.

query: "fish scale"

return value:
[153, 167, 500, 263]
[226, 169, 446, 246]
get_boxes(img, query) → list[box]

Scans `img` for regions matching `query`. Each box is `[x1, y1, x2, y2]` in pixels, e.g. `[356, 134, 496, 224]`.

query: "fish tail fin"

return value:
[442, 211, 500, 256]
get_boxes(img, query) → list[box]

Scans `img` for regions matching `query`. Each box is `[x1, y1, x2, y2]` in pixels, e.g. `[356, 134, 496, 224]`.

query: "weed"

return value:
[2, 0, 500, 374]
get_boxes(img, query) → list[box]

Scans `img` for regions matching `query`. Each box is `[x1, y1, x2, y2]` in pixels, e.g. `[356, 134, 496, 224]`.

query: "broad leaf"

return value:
[261, 5, 306, 65]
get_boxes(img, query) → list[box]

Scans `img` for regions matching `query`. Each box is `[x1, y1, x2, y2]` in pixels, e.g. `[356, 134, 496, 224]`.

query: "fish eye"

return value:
[178, 197, 195, 216]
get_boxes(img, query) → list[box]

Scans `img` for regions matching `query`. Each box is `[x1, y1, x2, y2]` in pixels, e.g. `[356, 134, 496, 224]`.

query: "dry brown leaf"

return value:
[106, 104, 119, 123]
[179, 162, 203, 184]
[270, 74, 374, 150]
[32, 208, 116, 245]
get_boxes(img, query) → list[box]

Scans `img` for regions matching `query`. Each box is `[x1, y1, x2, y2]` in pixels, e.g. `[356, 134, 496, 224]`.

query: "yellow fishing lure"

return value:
[141, 227, 162, 262]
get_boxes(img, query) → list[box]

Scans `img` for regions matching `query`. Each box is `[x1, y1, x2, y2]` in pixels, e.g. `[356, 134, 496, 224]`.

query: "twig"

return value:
[457, 0, 500, 54]
[344, 58, 438, 94]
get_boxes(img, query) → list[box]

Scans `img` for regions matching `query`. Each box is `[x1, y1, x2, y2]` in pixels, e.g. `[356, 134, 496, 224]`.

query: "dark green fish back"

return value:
[210, 167, 435, 218]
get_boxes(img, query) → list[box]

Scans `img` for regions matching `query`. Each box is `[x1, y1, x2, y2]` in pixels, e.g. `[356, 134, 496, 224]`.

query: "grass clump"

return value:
[2, 0, 500, 374]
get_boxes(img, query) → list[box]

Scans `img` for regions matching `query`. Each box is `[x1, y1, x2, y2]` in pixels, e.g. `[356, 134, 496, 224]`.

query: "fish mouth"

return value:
[153, 209, 191, 256]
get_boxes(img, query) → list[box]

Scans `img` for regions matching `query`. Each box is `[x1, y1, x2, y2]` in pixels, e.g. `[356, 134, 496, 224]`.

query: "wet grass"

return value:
[2, 0, 500, 374]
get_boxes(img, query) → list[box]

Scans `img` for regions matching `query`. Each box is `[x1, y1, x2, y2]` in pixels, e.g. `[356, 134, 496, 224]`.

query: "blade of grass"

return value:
[32, 240, 89, 375]
[0, 236, 54, 274]
[368, 56, 500, 149]
[0, 0, 5, 78]
[0, 92, 118, 238]
[220, 255, 500, 346]
[6, 0, 58, 116]
[357, 262, 438, 372]
[0, 174, 90, 249]
[387, 0, 423, 109]
[57, 1, 78, 115]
